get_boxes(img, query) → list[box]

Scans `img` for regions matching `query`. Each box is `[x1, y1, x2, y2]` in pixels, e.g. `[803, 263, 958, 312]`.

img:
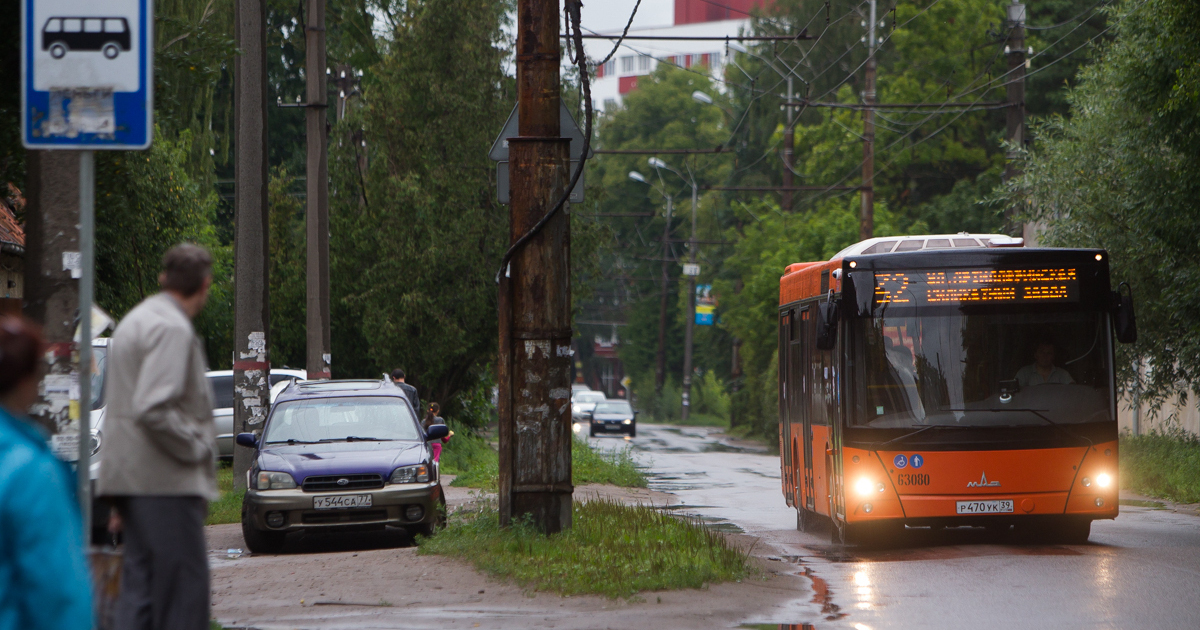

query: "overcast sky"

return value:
[581, 0, 674, 33]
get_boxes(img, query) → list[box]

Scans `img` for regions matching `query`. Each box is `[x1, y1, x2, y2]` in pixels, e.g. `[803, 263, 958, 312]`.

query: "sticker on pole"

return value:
[21, 0, 153, 149]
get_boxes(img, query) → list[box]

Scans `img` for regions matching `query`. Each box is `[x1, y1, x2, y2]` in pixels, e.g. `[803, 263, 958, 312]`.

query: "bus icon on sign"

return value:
[42, 17, 131, 60]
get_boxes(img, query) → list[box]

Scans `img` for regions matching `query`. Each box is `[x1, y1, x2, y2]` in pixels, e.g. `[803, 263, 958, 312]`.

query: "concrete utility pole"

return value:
[305, 0, 332, 380]
[23, 150, 81, 442]
[782, 76, 795, 212]
[655, 196, 672, 394]
[860, 0, 877, 241]
[498, 0, 573, 533]
[1003, 1, 1029, 239]
[232, 0, 271, 491]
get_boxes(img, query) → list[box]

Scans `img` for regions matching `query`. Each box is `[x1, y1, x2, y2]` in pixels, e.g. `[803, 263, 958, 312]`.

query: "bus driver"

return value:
[1016, 340, 1075, 389]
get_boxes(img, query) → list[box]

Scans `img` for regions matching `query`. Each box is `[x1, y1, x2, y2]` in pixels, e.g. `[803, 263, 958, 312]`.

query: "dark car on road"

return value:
[236, 379, 449, 553]
[589, 400, 637, 437]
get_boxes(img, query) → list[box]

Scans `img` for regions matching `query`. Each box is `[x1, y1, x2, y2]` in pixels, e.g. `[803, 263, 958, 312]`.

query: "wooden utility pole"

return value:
[232, 0, 271, 491]
[305, 0, 331, 380]
[1004, 1, 1028, 239]
[860, 0, 877, 241]
[497, 0, 574, 533]
[654, 197, 672, 394]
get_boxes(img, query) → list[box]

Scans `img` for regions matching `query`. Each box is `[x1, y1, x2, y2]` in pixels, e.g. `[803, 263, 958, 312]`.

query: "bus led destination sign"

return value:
[873, 268, 1079, 306]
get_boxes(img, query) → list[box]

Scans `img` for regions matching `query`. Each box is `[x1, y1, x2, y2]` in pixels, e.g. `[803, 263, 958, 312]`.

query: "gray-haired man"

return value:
[98, 244, 217, 630]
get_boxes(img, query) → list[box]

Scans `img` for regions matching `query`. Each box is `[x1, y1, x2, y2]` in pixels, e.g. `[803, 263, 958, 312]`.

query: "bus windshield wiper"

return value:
[320, 436, 396, 442]
[873, 423, 976, 448]
[946, 408, 1094, 447]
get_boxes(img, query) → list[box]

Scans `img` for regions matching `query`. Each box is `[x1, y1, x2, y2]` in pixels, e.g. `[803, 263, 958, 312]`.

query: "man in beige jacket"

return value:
[97, 244, 217, 630]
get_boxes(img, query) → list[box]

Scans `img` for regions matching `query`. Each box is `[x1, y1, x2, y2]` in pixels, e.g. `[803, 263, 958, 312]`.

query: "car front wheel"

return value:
[241, 499, 286, 554]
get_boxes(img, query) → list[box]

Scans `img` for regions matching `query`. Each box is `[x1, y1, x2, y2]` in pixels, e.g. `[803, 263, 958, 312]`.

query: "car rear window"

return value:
[264, 396, 420, 443]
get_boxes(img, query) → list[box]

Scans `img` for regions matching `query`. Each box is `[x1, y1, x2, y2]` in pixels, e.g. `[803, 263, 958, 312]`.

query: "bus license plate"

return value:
[956, 499, 1014, 514]
[313, 495, 372, 509]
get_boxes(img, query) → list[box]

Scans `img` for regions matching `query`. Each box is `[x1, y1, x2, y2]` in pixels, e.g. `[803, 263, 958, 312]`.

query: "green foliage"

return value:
[327, 0, 511, 408]
[207, 462, 243, 526]
[1001, 0, 1200, 404]
[1120, 431, 1200, 503]
[418, 499, 749, 599]
[450, 435, 647, 490]
[94, 131, 233, 363]
[267, 169, 307, 369]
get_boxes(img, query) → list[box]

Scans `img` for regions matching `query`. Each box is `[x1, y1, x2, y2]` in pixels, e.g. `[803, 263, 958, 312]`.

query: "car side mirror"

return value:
[426, 424, 450, 441]
[815, 296, 839, 350]
[235, 433, 258, 448]
[1113, 285, 1137, 344]
[633, 410, 639, 417]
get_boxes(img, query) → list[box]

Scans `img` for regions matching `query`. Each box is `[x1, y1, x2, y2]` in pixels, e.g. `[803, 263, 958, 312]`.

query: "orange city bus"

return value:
[778, 234, 1137, 545]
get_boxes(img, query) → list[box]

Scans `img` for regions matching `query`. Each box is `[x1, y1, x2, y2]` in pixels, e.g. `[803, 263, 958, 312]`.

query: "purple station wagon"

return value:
[236, 379, 448, 553]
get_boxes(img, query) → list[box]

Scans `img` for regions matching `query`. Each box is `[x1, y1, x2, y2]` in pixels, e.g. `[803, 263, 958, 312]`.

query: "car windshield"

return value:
[850, 311, 1113, 428]
[574, 392, 605, 403]
[593, 401, 632, 415]
[264, 396, 420, 443]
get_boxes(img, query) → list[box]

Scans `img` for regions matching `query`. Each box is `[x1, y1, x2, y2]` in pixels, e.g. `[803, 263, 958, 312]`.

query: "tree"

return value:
[1002, 0, 1200, 406]
[327, 0, 512, 412]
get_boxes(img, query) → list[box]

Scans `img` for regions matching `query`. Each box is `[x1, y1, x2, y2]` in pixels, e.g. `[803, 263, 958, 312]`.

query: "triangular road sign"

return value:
[488, 102, 594, 162]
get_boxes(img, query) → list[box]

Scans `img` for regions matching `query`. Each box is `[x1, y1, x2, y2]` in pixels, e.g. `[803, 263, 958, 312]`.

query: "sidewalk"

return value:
[1119, 489, 1200, 518]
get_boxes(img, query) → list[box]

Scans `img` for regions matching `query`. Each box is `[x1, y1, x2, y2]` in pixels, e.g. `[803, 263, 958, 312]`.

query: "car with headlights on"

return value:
[236, 378, 449, 553]
[589, 400, 637, 437]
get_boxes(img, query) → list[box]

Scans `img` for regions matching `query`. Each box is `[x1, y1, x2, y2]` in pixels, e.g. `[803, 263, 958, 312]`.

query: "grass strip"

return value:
[1120, 432, 1200, 503]
[418, 498, 749, 598]
[449, 435, 646, 490]
[207, 462, 244, 526]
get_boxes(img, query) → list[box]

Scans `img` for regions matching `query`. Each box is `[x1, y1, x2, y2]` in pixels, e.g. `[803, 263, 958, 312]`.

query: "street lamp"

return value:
[629, 169, 674, 395]
[691, 90, 714, 105]
[648, 156, 700, 422]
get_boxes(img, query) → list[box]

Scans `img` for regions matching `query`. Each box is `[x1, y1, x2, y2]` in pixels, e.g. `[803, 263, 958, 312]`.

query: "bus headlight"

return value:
[854, 477, 874, 496]
[1096, 473, 1112, 488]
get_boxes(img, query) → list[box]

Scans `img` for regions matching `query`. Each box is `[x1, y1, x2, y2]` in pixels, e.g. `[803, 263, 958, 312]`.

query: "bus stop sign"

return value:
[21, 0, 153, 149]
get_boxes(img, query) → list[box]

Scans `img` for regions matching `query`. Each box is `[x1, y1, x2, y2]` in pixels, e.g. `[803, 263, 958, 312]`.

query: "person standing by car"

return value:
[97, 244, 218, 630]
[0, 316, 93, 630]
[391, 368, 421, 415]
[422, 402, 451, 462]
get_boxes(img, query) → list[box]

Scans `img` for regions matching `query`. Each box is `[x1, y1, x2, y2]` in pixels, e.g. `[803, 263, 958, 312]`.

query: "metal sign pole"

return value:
[77, 150, 94, 542]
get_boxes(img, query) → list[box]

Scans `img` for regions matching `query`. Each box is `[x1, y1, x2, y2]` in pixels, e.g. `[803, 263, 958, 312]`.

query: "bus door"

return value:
[779, 310, 793, 504]
[792, 306, 816, 511]
[801, 307, 817, 511]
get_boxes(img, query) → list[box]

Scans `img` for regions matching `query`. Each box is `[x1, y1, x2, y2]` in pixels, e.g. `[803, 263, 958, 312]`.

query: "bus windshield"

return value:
[850, 311, 1113, 428]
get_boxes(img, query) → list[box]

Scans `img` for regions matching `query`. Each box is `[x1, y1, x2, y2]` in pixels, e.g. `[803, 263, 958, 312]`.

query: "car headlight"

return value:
[256, 471, 297, 490]
[390, 464, 430, 484]
[1096, 473, 1112, 488]
[90, 429, 102, 456]
[572, 423, 581, 433]
[854, 477, 874, 497]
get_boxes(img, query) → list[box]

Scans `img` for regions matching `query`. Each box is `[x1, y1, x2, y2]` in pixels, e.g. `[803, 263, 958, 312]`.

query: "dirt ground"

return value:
[207, 478, 815, 630]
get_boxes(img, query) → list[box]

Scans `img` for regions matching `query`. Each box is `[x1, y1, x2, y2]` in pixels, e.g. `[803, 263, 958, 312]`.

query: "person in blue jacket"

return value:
[0, 316, 92, 630]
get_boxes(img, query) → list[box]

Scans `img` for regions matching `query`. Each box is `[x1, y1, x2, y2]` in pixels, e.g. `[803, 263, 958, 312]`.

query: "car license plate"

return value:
[606, 424, 622, 431]
[956, 499, 1014, 514]
[313, 494, 372, 510]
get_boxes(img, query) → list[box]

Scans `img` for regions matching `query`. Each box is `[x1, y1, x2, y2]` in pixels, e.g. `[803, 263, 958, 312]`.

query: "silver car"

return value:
[207, 369, 307, 459]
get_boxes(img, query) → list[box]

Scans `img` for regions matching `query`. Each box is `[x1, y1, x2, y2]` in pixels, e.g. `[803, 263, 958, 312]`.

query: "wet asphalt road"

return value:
[587, 423, 1200, 630]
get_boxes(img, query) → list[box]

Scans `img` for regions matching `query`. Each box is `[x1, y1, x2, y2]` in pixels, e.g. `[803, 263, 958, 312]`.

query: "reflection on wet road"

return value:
[590, 423, 1200, 629]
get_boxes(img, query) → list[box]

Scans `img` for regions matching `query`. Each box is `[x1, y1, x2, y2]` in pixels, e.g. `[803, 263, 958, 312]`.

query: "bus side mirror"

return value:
[1113, 286, 1137, 344]
[816, 300, 839, 350]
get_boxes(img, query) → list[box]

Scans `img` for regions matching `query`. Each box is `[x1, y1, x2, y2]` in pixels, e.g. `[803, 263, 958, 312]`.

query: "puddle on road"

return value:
[800, 540, 1085, 563]
[740, 625, 817, 630]
[737, 467, 781, 480]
